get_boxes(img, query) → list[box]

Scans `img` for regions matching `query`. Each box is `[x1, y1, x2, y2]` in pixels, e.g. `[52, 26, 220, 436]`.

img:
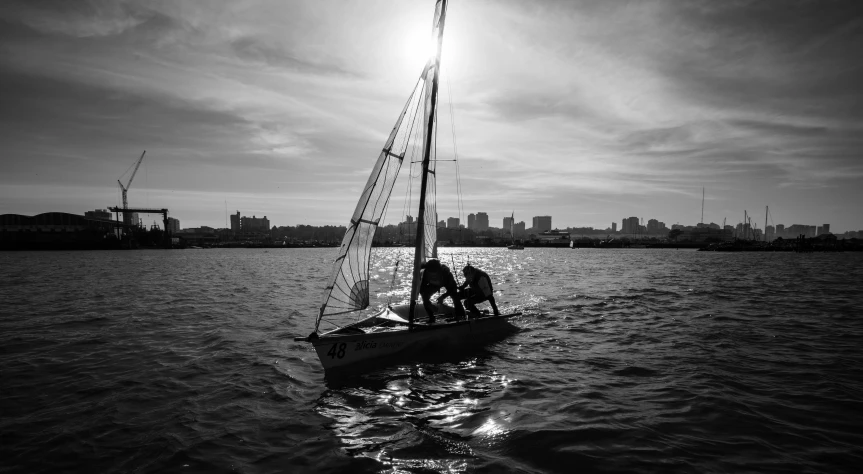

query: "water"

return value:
[1, 248, 861, 473]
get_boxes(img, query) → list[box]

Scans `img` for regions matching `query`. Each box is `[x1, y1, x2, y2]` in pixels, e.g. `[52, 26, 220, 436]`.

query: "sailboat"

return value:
[507, 211, 524, 250]
[294, 0, 520, 370]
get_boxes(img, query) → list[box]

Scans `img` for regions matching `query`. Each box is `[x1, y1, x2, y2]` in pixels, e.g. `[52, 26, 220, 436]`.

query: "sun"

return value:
[403, 28, 450, 70]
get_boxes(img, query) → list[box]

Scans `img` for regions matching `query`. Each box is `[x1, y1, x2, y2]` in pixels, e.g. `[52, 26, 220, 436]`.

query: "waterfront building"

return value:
[820, 224, 830, 235]
[622, 217, 639, 234]
[476, 212, 489, 231]
[84, 209, 112, 220]
[514, 221, 526, 235]
[611, 222, 617, 233]
[467, 213, 476, 230]
[679, 227, 734, 243]
[1, 212, 121, 249]
[503, 216, 513, 231]
[230, 212, 240, 233]
[231, 211, 270, 235]
[166, 217, 180, 233]
[533, 216, 552, 233]
[447, 217, 459, 229]
[534, 229, 570, 244]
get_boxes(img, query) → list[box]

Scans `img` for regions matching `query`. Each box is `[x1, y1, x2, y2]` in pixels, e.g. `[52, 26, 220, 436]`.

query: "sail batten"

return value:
[315, 77, 426, 331]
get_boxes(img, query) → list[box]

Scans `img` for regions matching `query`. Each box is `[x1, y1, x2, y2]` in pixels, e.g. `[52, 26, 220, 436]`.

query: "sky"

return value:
[1, 0, 862, 232]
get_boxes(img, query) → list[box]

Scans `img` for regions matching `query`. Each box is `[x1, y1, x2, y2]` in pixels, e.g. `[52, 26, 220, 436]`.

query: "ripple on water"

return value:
[1, 249, 862, 472]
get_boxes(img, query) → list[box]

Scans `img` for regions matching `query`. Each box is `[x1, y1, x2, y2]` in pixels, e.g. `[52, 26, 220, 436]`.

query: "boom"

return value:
[126, 150, 146, 191]
[118, 150, 146, 211]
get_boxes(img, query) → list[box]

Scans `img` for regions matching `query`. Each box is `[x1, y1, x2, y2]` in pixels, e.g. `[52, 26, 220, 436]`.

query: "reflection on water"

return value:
[317, 350, 517, 473]
[3, 249, 862, 473]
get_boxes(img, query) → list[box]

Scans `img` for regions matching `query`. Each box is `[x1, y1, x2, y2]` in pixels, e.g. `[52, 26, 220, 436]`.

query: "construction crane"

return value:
[118, 151, 146, 225]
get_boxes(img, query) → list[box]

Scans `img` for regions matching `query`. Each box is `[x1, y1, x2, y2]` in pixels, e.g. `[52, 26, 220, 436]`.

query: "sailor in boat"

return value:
[456, 265, 501, 317]
[419, 259, 466, 324]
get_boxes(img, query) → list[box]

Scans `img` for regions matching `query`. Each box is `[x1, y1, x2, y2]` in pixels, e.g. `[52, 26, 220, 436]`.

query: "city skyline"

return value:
[2, 1, 862, 232]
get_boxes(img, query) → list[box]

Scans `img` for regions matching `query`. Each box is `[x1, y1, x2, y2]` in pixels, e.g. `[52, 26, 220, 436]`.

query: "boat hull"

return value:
[308, 311, 518, 370]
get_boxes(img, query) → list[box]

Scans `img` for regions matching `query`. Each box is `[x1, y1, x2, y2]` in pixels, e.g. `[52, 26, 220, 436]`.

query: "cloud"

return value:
[1, 0, 862, 231]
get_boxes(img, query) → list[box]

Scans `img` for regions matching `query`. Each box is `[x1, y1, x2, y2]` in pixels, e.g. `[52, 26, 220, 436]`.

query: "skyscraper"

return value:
[476, 212, 489, 231]
[447, 217, 460, 229]
[532, 216, 552, 232]
[166, 217, 180, 233]
[612, 222, 617, 232]
[503, 216, 513, 231]
[514, 221, 526, 235]
[230, 211, 240, 234]
[467, 213, 476, 230]
[622, 217, 639, 234]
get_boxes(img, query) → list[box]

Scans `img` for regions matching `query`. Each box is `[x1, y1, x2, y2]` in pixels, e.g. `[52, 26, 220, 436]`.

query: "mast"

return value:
[408, 0, 448, 330]
[701, 187, 704, 224]
[764, 205, 768, 242]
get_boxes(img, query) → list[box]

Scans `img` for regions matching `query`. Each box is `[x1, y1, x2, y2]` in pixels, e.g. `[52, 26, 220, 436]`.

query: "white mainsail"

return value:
[418, 0, 446, 263]
[407, 0, 447, 325]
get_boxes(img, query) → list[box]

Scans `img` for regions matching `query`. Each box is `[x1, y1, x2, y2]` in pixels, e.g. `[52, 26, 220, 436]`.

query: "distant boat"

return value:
[507, 211, 524, 250]
[294, 0, 520, 371]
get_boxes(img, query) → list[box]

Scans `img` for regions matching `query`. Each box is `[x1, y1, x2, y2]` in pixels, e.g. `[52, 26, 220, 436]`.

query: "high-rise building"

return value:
[503, 216, 513, 231]
[438, 220, 446, 229]
[166, 217, 180, 233]
[476, 212, 489, 231]
[241, 215, 270, 233]
[230, 211, 240, 233]
[622, 217, 639, 234]
[821, 224, 830, 235]
[231, 211, 269, 234]
[467, 213, 476, 230]
[533, 216, 552, 232]
[611, 222, 617, 233]
[514, 221, 526, 235]
[647, 219, 659, 233]
[447, 217, 460, 229]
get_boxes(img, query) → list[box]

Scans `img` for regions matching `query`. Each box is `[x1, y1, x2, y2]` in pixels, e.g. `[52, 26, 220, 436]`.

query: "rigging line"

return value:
[433, 99, 440, 241]
[445, 71, 465, 236]
[118, 156, 137, 181]
[401, 81, 426, 227]
[398, 84, 425, 240]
